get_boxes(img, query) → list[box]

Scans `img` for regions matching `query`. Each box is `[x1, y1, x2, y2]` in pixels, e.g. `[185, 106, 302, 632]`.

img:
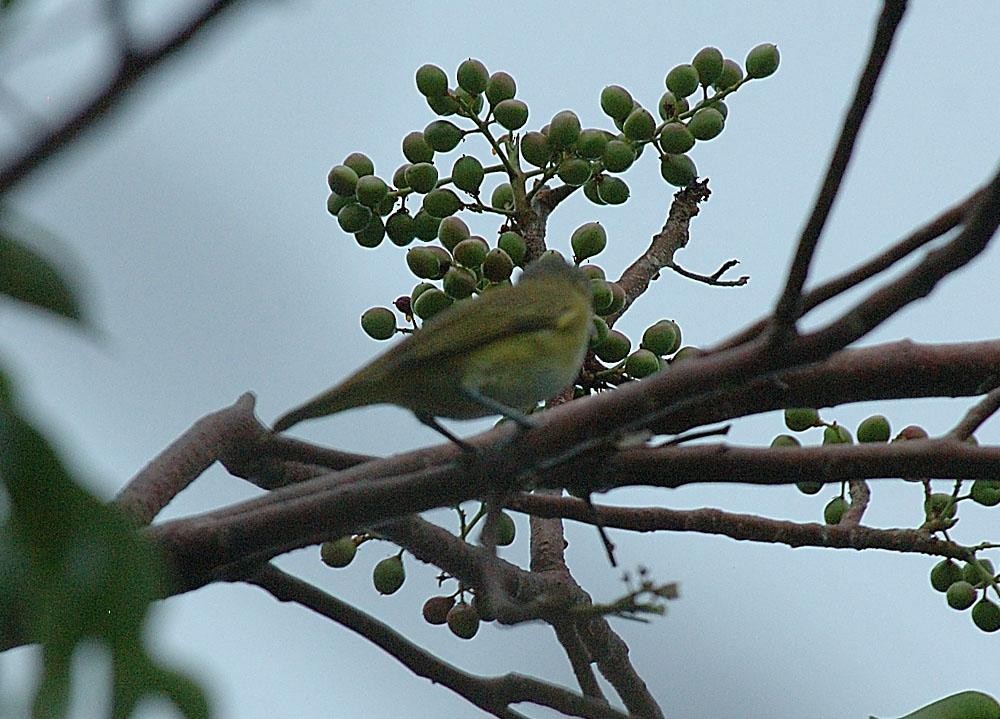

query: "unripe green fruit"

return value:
[415, 63, 449, 97]
[406, 247, 442, 279]
[771, 434, 801, 448]
[672, 346, 702, 362]
[481, 510, 517, 547]
[402, 131, 435, 164]
[405, 162, 439, 194]
[392, 163, 411, 189]
[583, 178, 606, 206]
[665, 63, 700, 98]
[436, 215, 470, 251]
[327, 164, 359, 196]
[376, 194, 396, 217]
[385, 211, 417, 246]
[626, 349, 661, 378]
[424, 120, 463, 152]
[706, 99, 729, 120]
[494, 99, 529, 131]
[930, 559, 964, 593]
[338, 203, 373, 233]
[579, 264, 605, 281]
[857, 414, 891, 443]
[327, 192, 350, 216]
[659, 154, 697, 186]
[784, 408, 820, 432]
[490, 183, 515, 211]
[361, 306, 396, 340]
[796, 481, 824, 495]
[823, 424, 853, 444]
[894, 424, 929, 441]
[412, 210, 441, 241]
[457, 58, 489, 95]
[454, 87, 484, 115]
[972, 598, 1000, 632]
[446, 602, 480, 639]
[574, 129, 608, 160]
[963, 558, 995, 587]
[320, 537, 357, 568]
[745, 43, 780, 79]
[945, 580, 977, 610]
[422, 595, 455, 625]
[482, 248, 514, 282]
[604, 282, 626, 315]
[497, 231, 526, 266]
[971, 479, 1000, 506]
[692, 46, 724, 86]
[659, 123, 696, 154]
[411, 282, 435, 304]
[451, 155, 485, 193]
[924, 493, 956, 522]
[571, 222, 607, 262]
[595, 330, 631, 364]
[412, 288, 453, 320]
[548, 110, 582, 149]
[443, 265, 478, 299]
[602, 140, 636, 173]
[641, 320, 682, 356]
[372, 555, 405, 595]
[658, 91, 689, 121]
[453, 237, 489, 268]
[597, 176, 629, 205]
[355, 175, 389, 208]
[485, 71, 516, 105]
[590, 316, 610, 348]
[823, 496, 849, 525]
[343, 152, 375, 178]
[590, 279, 613, 313]
[622, 107, 656, 142]
[427, 93, 459, 116]
[714, 59, 744, 90]
[688, 107, 725, 141]
[599, 84, 634, 121]
[520, 131, 551, 168]
[557, 157, 592, 187]
[422, 188, 462, 218]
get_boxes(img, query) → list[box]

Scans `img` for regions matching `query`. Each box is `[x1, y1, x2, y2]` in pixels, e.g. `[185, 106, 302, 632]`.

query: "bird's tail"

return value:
[272, 368, 388, 432]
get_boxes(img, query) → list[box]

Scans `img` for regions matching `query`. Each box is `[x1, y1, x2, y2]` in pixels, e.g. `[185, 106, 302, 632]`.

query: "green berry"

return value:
[355, 175, 389, 208]
[361, 307, 396, 340]
[894, 425, 929, 442]
[415, 64, 449, 97]
[402, 131, 435, 164]
[494, 99, 529, 130]
[482, 248, 514, 282]
[590, 279, 613, 313]
[575, 128, 609, 159]
[963, 558, 995, 587]
[327, 192, 350, 216]
[714, 59, 743, 90]
[583, 178, 606, 206]
[354, 216, 385, 248]
[590, 316, 610, 348]
[671, 346, 702, 362]
[972, 598, 1000, 632]
[930, 559, 965, 593]
[437, 215, 470, 251]
[796, 481, 824, 495]
[601, 140, 636, 172]
[372, 555, 405, 595]
[856, 414, 891, 443]
[453, 237, 489, 268]
[659, 154, 697, 186]
[427, 93, 459, 116]
[823, 424, 853, 445]
[771, 434, 801, 448]
[483, 510, 516, 547]
[571, 222, 607, 262]
[343, 152, 375, 178]
[405, 162, 439, 194]
[687, 107, 725, 141]
[457, 58, 489, 95]
[600, 85, 634, 121]
[706, 99, 729, 120]
[594, 330, 631, 364]
[923, 493, 956, 522]
[597, 176, 629, 205]
[520, 131, 551, 168]
[410, 282, 435, 305]
[412, 209, 441, 241]
[485, 71, 516, 105]
[945, 580, 977, 610]
[823, 496, 849, 525]
[971, 479, 1000, 506]
[327, 164, 359, 196]
[385, 210, 417, 246]
[451, 155, 485, 194]
[580, 264, 605, 280]
[422, 595, 455, 625]
[391, 163, 411, 189]
[556, 158, 592, 187]
[454, 87, 484, 115]
[622, 107, 656, 142]
[658, 91, 689, 121]
[548, 110, 582, 149]
[422, 188, 462, 218]
[626, 349, 661, 379]
[406, 247, 442, 279]
[604, 282, 626, 315]
[641, 319, 682, 356]
[665, 63, 700, 98]
[784, 408, 819, 432]
[490, 182, 514, 211]
[659, 123, 695, 154]
[412, 288, 453, 320]
[443, 265, 478, 299]
[497, 231, 526, 266]
[446, 602, 480, 639]
[337, 203, 373, 233]
[745, 43, 780, 79]
[320, 537, 357, 568]
[692, 47, 724, 86]
[424, 120, 463, 152]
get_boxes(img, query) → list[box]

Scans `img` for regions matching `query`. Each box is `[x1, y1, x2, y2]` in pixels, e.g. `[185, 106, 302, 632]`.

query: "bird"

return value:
[272, 252, 594, 443]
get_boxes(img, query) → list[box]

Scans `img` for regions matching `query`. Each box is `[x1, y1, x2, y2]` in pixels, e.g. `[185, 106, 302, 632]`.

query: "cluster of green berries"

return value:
[930, 556, 1000, 633]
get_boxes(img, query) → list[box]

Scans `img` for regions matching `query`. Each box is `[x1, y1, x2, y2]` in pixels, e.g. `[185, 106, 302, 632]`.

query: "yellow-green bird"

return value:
[272, 253, 593, 441]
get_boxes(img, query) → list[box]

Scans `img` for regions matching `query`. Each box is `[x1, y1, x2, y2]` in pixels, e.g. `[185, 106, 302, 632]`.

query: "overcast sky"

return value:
[2, 2, 999, 717]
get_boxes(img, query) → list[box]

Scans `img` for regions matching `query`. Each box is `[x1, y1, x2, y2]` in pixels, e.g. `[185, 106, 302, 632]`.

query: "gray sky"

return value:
[2, 2, 999, 717]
